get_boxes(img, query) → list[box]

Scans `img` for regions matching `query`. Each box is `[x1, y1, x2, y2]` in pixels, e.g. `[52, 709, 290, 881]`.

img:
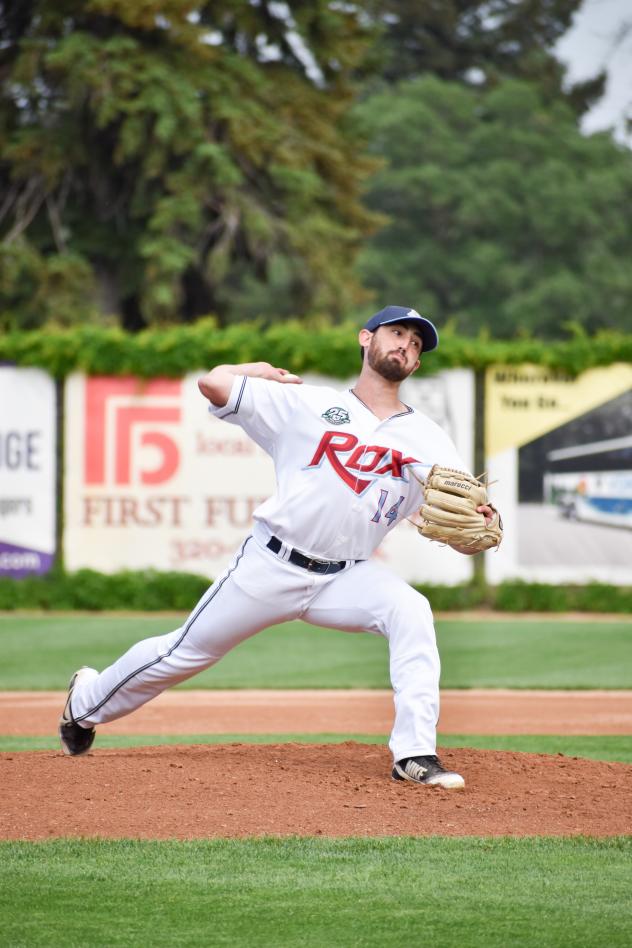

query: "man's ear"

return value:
[358, 328, 373, 349]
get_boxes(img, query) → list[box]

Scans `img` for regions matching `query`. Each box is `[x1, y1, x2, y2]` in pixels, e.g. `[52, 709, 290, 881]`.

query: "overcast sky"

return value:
[555, 0, 632, 143]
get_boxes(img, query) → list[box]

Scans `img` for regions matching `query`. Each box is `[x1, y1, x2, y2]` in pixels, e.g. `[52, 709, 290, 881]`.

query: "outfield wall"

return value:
[62, 369, 475, 586]
[2, 363, 630, 585]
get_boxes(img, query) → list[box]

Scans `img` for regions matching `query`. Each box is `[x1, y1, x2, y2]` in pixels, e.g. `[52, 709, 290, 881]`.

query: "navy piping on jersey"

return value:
[349, 389, 413, 419]
[217, 376, 247, 419]
[70, 536, 253, 725]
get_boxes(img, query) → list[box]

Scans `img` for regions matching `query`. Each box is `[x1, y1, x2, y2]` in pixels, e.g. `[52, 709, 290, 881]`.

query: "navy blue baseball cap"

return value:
[363, 305, 439, 353]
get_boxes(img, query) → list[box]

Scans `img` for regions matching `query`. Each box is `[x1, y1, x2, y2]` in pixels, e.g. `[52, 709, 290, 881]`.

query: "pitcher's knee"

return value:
[382, 589, 438, 673]
[387, 585, 433, 630]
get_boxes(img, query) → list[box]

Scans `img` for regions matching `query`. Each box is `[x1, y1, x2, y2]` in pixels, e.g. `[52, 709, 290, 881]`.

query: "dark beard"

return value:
[367, 346, 409, 382]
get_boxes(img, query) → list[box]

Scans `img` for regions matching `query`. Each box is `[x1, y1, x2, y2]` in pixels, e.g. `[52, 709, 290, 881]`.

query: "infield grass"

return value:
[1, 733, 631, 762]
[2, 837, 631, 947]
[0, 614, 631, 690]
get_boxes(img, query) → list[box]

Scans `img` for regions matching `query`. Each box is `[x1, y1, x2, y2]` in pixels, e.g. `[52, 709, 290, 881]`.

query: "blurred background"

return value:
[1, 0, 631, 593]
[1, 0, 631, 336]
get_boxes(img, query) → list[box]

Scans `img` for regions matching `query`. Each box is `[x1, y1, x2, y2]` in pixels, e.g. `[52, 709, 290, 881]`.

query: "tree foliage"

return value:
[362, 0, 605, 115]
[0, 0, 379, 329]
[0, 1, 625, 339]
[354, 77, 632, 339]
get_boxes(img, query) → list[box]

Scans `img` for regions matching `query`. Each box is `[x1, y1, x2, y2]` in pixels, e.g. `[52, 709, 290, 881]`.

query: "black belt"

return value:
[266, 536, 348, 574]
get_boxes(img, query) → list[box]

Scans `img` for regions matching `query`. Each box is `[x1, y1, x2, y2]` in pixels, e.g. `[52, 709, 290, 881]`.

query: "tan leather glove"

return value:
[417, 465, 503, 553]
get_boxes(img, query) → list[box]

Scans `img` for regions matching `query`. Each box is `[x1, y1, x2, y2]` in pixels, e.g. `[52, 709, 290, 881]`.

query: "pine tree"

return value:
[0, 0, 380, 328]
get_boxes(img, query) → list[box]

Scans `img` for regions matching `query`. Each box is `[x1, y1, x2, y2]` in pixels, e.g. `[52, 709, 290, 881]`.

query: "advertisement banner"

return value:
[0, 367, 57, 577]
[484, 363, 632, 584]
[64, 370, 475, 585]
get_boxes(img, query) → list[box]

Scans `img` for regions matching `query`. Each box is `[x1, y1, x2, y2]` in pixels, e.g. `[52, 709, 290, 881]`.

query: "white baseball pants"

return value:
[69, 535, 442, 762]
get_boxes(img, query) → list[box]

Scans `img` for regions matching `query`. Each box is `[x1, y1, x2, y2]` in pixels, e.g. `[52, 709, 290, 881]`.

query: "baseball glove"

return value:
[416, 465, 503, 553]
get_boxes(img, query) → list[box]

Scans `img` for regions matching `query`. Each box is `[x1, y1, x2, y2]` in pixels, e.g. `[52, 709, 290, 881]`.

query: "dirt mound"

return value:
[2, 743, 630, 839]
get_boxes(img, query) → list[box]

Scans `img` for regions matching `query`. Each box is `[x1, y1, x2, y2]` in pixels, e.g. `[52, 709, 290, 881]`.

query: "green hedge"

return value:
[0, 570, 629, 613]
[490, 580, 632, 614]
[0, 569, 209, 612]
[1, 320, 631, 378]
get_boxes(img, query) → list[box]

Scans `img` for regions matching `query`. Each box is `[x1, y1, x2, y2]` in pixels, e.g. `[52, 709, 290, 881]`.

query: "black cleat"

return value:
[58, 667, 97, 756]
[392, 754, 465, 789]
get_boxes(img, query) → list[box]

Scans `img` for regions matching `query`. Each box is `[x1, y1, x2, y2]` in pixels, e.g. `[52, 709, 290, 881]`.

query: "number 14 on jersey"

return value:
[371, 490, 405, 526]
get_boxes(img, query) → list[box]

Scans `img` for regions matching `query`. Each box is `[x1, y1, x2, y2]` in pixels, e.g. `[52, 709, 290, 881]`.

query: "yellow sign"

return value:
[485, 363, 632, 456]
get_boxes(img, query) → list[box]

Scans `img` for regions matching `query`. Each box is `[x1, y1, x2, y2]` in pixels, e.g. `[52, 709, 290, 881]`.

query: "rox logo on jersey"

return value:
[307, 430, 419, 495]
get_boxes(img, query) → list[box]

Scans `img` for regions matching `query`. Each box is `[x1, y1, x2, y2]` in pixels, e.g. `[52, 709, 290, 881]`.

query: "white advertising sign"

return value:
[64, 370, 475, 585]
[0, 367, 57, 576]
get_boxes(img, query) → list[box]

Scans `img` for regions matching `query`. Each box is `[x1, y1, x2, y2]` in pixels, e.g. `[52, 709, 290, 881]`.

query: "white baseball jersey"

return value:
[209, 376, 466, 561]
[68, 372, 466, 766]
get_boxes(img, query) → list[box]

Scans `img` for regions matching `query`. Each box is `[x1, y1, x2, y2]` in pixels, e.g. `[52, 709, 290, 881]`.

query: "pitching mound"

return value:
[2, 743, 630, 839]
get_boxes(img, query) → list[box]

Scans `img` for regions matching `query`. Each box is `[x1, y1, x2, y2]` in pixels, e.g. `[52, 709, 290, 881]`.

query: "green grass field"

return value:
[2, 732, 631, 762]
[1, 613, 631, 690]
[3, 838, 631, 947]
[2, 613, 630, 946]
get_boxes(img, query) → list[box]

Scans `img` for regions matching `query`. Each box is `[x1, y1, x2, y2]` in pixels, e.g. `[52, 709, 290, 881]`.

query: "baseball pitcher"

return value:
[59, 306, 502, 789]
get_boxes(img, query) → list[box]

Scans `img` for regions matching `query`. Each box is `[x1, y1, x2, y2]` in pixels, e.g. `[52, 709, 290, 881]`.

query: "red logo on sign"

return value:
[307, 430, 418, 494]
[84, 378, 182, 485]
